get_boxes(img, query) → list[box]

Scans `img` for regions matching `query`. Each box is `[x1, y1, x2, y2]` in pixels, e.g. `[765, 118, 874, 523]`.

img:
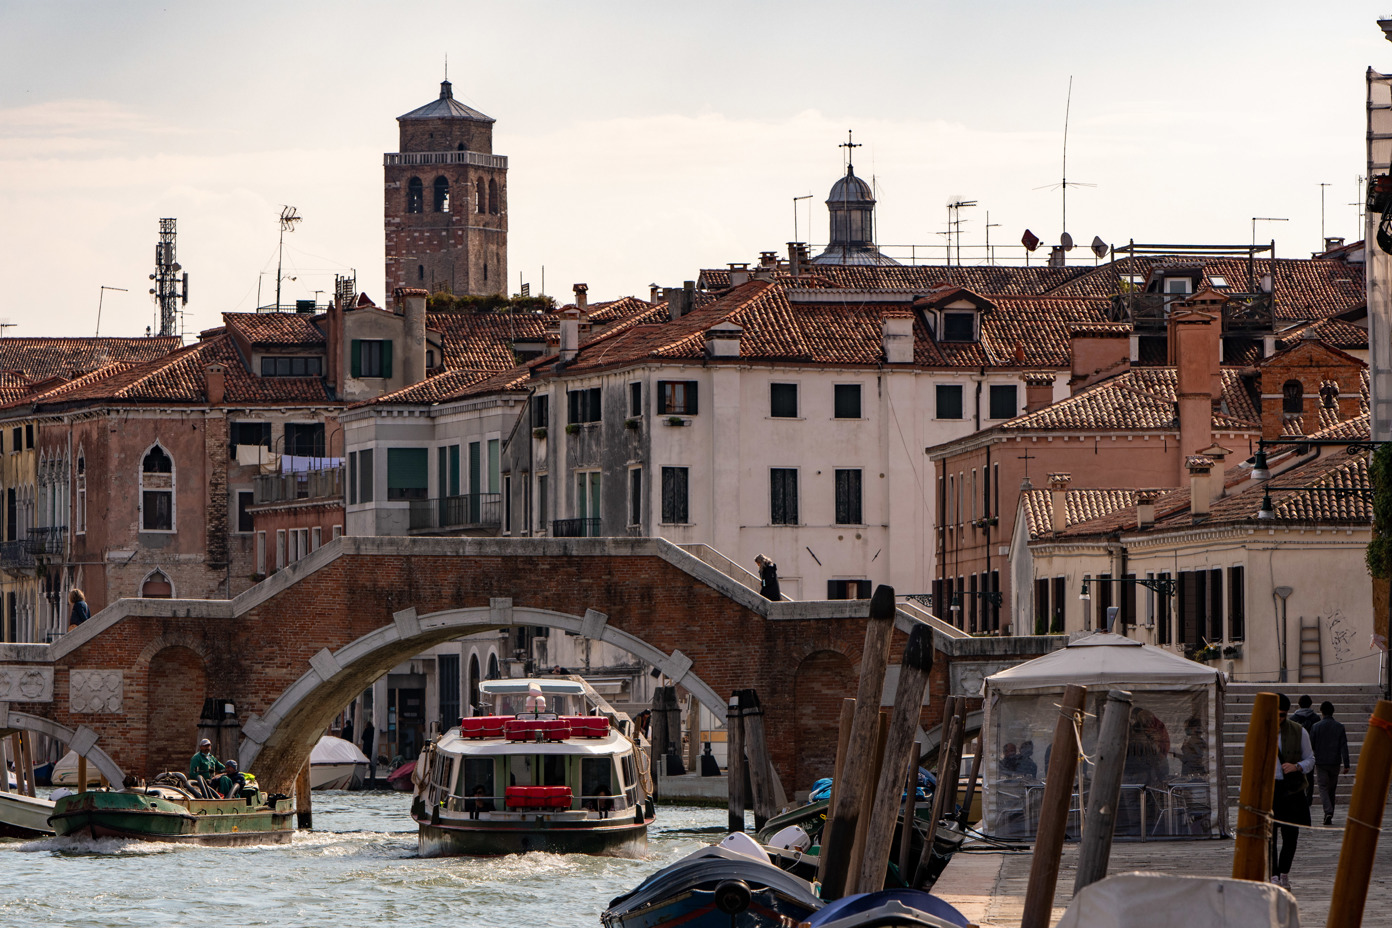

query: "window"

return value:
[387, 448, 429, 500]
[1283, 380, 1304, 415]
[358, 449, 374, 503]
[941, 312, 975, 342]
[349, 452, 358, 504]
[255, 531, 266, 574]
[230, 422, 272, 461]
[629, 467, 643, 525]
[1209, 568, 1224, 643]
[629, 382, 642, 417]
[1178, 570, 1208, 650]
[284, 422, 326, 457]
[1157, 572, 1173, 643]
[140, 445, 174, 532]
[661, 467, 688, 524]
[657, 381, 698, 416]
[503, 475, 512, 533]
[567, 388, 602, 424]
[1229, 566, 1245, 641]
[10, 427, 19, 452]
[770, 468, 798, 524]
[260, 356, 323, 377]
[936, 384, 963, 420]
[488, 439, 500, 493]
[332, 524, 342, 540]
[833, 384, 861, 419]
[407, 177, 424, 213]
[537, 474, 548, 532]
[532, 394, 550, 429]
[25, 424, 32, 447]
[1034, 578, 1050, 635]
[275, 530, 286, 570]
[75, 454, 86, 534]
[488, 178, 499, 214]
[1051, 576, 1066, 633]
[770, 383, 798, 418]
[476, 177, 486, 214]
[989, 384, 1018, 420]
[418, 265, 425, 282]
[312, 525, 322, 550]
[828, 579, 872, 599]
[236, 490, 254, 533]
[834, 469, 862, 524]
[351, 339, 393, 378]
[433, 176, 450, 212]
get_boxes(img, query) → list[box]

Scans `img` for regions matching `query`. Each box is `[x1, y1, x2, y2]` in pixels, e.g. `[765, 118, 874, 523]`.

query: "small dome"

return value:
[827, 167, 874, 205]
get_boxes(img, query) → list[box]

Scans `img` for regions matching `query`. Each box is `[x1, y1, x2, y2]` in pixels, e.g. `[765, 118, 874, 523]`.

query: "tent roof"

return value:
[985, 633, 1222, 693]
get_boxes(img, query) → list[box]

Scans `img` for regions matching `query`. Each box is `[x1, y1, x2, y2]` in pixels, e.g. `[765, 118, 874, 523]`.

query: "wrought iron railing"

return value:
[407, 494, 503, 531]
[1120, 291, 1273, 333]
[552, 518, 601, 538]
[25, 526, 66, 556]
[253, 467, 344, 504]
[0, 540, 35, 570]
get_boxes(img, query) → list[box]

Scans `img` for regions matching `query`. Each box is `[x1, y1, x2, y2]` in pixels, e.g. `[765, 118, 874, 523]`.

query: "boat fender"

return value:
[714, 880, 751, 916]
[718, 831, 770, 863]
[767, 824, 811, 852]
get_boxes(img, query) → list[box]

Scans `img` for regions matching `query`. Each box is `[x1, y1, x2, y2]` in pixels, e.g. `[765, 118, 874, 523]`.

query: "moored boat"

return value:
[0, 790, 55, 838]
[411, 676, 652, 857]
[49, 775, 294, 845]
[310, 734, 368, 790]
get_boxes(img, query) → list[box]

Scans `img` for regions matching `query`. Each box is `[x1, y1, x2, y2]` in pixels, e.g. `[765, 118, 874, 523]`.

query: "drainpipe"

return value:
[1106, 541, 1127, 634]
[974, 368, 985, 432]
[1273, 586, 1293, 682]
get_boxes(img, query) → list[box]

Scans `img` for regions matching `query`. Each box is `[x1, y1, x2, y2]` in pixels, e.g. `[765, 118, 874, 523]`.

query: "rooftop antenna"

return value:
[1252, 216, 1287, 247]
[1320, 182, 1331, 246]
[793, 194, 812, 244]
[947, 199, 977, 265]
[275, 206, 301, 312]
[148, 219, 187, 337]
[984, 211, 1001, 265]
[1035, 76, 1094, 240]
[95, 285, 128, 337]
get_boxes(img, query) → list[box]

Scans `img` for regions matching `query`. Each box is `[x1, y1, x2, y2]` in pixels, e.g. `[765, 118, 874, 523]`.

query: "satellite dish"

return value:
[1021, 229, 1040, 252]
[1060, 232, 1075, 251]
[1091, 236, 1109, 259]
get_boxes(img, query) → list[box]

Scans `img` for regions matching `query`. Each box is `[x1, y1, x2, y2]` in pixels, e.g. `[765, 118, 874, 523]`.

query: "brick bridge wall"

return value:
[1, 537, 1062, 794]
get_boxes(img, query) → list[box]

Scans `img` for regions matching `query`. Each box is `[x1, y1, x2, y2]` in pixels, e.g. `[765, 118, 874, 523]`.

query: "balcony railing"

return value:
[253, 467, 344, 504]
[25, 526, 66, 556]
[1120, 291, 1273, 333]
[383, 151, 508, 170]
[407, 494, 503, 532]
[552, 518, 601, 538]
[0, 541, 35, 570]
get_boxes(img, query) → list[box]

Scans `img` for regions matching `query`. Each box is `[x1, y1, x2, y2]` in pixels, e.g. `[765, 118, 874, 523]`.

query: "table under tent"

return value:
[980, 633, 1227, 840]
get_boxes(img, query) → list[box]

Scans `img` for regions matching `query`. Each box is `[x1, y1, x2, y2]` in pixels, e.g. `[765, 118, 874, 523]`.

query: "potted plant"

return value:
[624, 417, 641, 430]
[565, 423, 581, 435]
[665, 416, 685, 427]
[1194, 643, 1222, 663]
[1223, 643, 1243, 659]
[533, 426, 548, 440]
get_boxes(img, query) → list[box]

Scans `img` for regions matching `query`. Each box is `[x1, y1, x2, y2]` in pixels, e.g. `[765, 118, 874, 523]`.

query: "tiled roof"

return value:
[1275, 317, 1368, 351]
[1021, 487, 1138, 539]
[223, 312, 325, 347]
[0, 337, 182, 385]
[699, 264, 1096, 295]
[997, 368, 1259, 433]
[361, 367, 517, 406]
[1306, 412, 1371, 442]
[427, 311, 551, 374]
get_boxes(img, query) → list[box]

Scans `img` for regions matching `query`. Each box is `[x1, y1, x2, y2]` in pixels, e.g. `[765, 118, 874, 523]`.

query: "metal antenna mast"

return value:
[96, 285, 128, 337]
[149, 219, 187, 337]
[1320, 182, 1331, 246]
[985, 211, 1001, 265]
[948, 199, 977, 265]
[275, 206, 301, 312]
[1035, 77, 1094, 240]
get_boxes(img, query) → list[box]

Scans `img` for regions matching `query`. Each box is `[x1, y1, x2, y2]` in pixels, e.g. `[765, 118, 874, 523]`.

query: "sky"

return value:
[1, 1, 1390, 339]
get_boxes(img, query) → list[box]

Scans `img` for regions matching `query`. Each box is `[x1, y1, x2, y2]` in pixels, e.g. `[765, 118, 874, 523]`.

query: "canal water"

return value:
[0, 792, 730, 928]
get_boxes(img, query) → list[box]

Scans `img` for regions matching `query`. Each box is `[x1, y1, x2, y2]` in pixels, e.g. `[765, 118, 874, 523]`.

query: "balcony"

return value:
[552, 518, 601, 538]
[1120, 291, 1273, 333]
[0, 541, 35, 571]
[383, 151, 508, 170]
[407, 494, 503, 532]
[254, 467, 344, 505]
[25, 526, 66, 557]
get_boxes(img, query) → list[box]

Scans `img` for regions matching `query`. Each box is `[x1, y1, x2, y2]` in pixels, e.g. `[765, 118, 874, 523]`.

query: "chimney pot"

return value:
[1135, 487, 1163, 529]
[1186, 456, 1213, 519]
[397, 287, 429, 386]
[204, 363, 226, 406]
[572, 283, 588, 311]
[881, 310, 914, 364]
[1048, 472, 1071, 534]
[1022, 370, 1055, 412]
[559, 308, 580, 361]
[649, 283, 660, 303]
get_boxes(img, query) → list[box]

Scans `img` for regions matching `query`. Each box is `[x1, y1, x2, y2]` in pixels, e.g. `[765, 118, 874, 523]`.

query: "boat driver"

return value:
[188, 738, 225, 786]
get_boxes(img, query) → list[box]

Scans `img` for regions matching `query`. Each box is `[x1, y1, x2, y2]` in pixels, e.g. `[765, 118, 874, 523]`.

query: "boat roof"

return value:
[479, 679, 587, 696]
[436, 731, 628, 757]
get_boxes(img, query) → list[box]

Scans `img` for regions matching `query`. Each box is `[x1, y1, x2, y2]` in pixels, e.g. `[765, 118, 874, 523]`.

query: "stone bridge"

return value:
[0, 537, 1057, 794]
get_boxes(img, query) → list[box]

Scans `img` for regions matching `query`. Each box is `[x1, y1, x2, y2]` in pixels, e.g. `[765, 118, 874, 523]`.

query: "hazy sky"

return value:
[2, 2, 1389, 339]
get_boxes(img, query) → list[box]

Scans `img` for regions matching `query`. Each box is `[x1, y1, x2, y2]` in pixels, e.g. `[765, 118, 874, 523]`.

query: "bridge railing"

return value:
[407, 494, 503, 531]
[895, 596, 971, 639]
[676, 542, 792, 600]
[552, 518, 601, 538]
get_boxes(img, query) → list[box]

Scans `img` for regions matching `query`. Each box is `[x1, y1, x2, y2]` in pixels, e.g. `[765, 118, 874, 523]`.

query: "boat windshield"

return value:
[492, 692, 584, 717]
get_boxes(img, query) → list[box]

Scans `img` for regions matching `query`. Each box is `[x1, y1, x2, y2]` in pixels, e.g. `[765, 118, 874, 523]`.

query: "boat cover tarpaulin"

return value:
[311, 735, 369, 766]
[1054, 872, 1297, 928]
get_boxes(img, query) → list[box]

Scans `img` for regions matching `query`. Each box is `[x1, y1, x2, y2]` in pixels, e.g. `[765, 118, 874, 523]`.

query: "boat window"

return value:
[508, 754, 532, 787]
[581, 757, 613, 799]
[621, 754, 635, 788]
[460, 757, 493, 797]
[542, 754, 568, 786]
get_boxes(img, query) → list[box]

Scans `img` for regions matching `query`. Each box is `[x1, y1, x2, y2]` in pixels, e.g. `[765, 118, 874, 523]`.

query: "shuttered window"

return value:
[770, 469, 798, 524]
[387, 448, 428, 500]
[834, 469, 862, 524]
[661, 467, 688, 524]
[351, 339, 393, 378]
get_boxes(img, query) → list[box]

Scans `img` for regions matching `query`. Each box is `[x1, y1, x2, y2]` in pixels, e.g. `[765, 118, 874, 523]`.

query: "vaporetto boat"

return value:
[411, 677, 653, 857]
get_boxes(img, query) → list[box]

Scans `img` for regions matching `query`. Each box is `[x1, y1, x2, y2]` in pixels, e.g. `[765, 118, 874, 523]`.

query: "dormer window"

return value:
[941, 311, 976, 342]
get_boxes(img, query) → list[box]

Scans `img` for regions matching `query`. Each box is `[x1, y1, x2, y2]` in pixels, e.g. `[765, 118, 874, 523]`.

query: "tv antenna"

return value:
[95, 285, 128, 337]
[984, 211, 1001, 265]
[946, 198, 977, 266]
[275, 206, 302, 312]
[1352, 175, 1366, 234]
[1035, 76, 1094, 239]
[793, 194, 813, 244]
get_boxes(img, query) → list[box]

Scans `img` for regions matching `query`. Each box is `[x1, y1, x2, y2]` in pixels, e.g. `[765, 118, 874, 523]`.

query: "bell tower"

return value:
[384, 80, 508, 298]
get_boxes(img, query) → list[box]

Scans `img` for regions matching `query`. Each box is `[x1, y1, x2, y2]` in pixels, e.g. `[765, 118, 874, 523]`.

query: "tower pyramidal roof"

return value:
[398, 80, 495, 124]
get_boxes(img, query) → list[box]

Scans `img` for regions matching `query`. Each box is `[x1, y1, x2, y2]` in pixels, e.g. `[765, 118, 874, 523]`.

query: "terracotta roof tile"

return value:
[223, 312, 325, 346]
[700, 264, 1095, 295]
[0, 336, 182, 387]
[1276, 317, 1368, 351]
[997, 368, 1258, 433]
[1021, 487, 1139, 539]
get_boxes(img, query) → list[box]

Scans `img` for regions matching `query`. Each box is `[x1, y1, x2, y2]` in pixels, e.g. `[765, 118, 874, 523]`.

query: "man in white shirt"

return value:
[1270, 693, 1315, 890]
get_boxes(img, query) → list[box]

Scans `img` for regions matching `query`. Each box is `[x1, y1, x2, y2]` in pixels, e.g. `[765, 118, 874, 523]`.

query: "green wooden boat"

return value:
[49, 781, 294, 846]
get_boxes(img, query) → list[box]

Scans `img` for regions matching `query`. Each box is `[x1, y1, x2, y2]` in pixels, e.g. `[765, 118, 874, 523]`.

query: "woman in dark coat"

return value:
[754, 554, 780, 601]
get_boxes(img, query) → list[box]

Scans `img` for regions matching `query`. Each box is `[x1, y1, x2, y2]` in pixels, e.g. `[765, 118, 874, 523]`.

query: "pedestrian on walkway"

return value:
[1270, 693, 1315, 890]
[1290, 695, 1319, 806]
[754, 554, 780, 601]
[1309, 701, 1350, 827]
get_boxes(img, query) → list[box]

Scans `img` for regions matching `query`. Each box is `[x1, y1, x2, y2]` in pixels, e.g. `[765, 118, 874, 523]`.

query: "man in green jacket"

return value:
[188, 738, 225, 784]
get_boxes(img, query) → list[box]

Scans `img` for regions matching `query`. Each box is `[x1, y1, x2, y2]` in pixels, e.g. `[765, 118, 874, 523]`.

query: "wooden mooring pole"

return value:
[726, 693, 746, 832]
[741, 690, 778, 830]
[1073, 689, 1133, 894]
[1231, 692, 1279, 883]
[912, 696, 959, 889]
[1020, 683, 1087, 928]
[1326, 698, 1392, 928]
[816, 698, 857, 888]
[295, 762, 313, 829]
[898, 742, 923, 881]
[16, 732, 35, 797]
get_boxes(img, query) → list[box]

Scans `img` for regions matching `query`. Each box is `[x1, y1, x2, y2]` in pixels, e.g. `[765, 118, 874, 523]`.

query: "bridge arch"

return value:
[238, 601, 725, 790]
[0, 709, 124, 785]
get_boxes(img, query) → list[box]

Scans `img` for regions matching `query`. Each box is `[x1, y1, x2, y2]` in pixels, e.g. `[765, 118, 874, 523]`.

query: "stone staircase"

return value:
[1223, 682, 1382, 808]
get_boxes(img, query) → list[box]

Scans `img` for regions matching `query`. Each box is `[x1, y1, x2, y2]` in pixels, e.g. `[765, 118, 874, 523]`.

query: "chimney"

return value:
[204, 363, 226, 406]
[727, 264, 750, 287]
[1068, 324, 1130, 393]
[1047, 245, 1066, 268]
[787, 242, 803, 277]
[559, 308, 580, 361]
[1199, 443, 1231, 503]
[1170, 307, 1219, 481]
[664, 281, 696, 320]
[327, 294, 344, 395]
[1048, 473, 1071, 534]
[1135, 488, 1162, 529]
[1022, 371, 1055, 412]
[1187, 456, 1213, 520]
[881, 310, 914, 364]
[572, 283, 588, 312]
[397, 287, 428, 386]
[705, 323, 743, 358]
[649, 283, 660, 303]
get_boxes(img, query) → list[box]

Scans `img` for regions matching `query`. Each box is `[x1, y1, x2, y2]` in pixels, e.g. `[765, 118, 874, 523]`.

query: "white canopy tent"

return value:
[981, 633, 1227, 840]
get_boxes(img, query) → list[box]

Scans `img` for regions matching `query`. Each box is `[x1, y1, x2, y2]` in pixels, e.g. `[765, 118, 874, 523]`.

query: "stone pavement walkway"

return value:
[933, 806, 1392, 926]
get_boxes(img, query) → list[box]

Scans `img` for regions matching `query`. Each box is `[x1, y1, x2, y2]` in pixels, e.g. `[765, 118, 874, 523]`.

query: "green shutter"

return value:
[351, 340, 362, 377]
[687, 381, 698, 415]
[382, 341, 393, 378]
[387, 448, 428, 492]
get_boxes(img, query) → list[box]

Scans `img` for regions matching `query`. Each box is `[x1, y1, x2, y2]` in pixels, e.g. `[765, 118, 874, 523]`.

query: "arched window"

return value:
[433, 176, 450, 213]
[468, 654, 480, 714]
[476, 177, 486, 214]
[417, 264, 425, 282]
[406, 177, 423, 214]
[456, 142, 466, 152]
[488, 179, 499, 214]
[140, 569, 173, 598]
[141, 444, 174, 532]
[75, 452, 86, 534]
[487, 653, 500, 680]
[1282, 380, 1304, 415]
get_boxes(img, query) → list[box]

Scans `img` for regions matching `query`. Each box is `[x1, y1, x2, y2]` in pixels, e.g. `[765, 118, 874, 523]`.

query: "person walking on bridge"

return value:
[1310, 701, 1350, 827]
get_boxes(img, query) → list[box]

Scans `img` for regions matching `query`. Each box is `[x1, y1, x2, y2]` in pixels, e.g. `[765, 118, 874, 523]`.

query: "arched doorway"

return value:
[793, 650, 856, 791]
[467, 654, 480, 716]
[144, 646, 206, 777]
